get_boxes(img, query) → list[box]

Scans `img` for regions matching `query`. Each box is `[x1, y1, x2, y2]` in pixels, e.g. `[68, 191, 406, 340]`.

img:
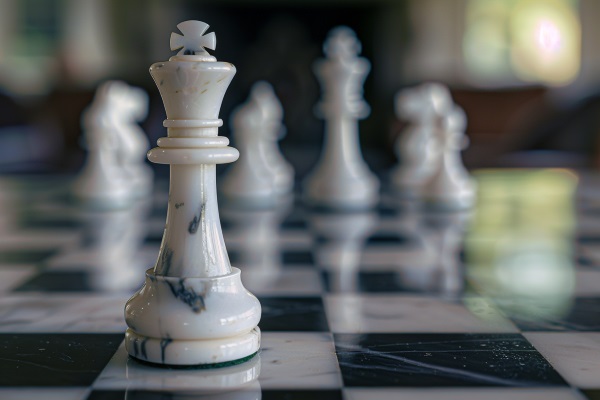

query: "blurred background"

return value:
[0, 0, 598, 177]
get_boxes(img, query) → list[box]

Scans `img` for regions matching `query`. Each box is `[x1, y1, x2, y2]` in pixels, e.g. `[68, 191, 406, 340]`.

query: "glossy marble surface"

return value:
[0, 170, 599, 399]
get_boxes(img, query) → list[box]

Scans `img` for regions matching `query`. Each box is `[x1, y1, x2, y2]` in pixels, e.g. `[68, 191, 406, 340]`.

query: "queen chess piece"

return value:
[303, 27, 379, 210]
[124, 20, 261, 366]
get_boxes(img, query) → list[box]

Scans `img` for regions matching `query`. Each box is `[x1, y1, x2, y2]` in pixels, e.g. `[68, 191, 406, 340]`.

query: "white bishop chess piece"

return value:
[221, 81, 293, 207]
[72, 81, 133, 209]
[421, 104, 477, 210]
[390, 83, 453, 197]
[124, 20, 261, 366]
[303, 27, 379, 210]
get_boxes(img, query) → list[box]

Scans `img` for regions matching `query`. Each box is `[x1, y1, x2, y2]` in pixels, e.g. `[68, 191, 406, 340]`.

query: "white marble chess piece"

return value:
[221, 81, 293, 206]
[390, 83, 453, 196]
[421, 104, 477, 210]
[255, 82, 294, 195]
[303, 27, 379, 210]
[72, 81, 133, 209]
[113, 85, 153, 197]
[124, 20, 261, 366]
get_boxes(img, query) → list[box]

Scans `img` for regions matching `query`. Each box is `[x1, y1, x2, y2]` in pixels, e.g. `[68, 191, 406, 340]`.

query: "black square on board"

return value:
[15, 270, 95, 292]
[21, 217, 81, 229]
[258, 297, 329, 331]
[0, 249, 57, 264]
[87, 389, 343, 400]
[583, 390, 600, 400]
[0, 333, 122, 386]
[282, 250, 314, 265]
[322, 271, 409, 293]
[334, 333, 566, 387]
[508, 297, 600, 331]
[366, 233, 412, 245]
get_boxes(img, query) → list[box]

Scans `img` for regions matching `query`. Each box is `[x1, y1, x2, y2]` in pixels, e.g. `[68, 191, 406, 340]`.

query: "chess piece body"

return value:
[303, 27, 379, 210]
[421, 105, 476, 210]
[221, 81, 293, 207]
[124, 21, 261, 366]
[390, 83, 452, 196]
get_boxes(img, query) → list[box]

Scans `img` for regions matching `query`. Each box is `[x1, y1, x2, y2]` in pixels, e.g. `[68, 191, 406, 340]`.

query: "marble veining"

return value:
[334, 333, 566, 387]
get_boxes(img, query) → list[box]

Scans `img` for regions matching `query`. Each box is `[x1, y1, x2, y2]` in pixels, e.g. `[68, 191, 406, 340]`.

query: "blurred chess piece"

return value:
[421, 104, 476, 210]
[303, 27, 379, 210]
[72, 81, 151, 208]
[221, 82, 293, 207]
[390, 83, 453, 197]
[72, 81, 132, 209]
[114, 85, 153, 197]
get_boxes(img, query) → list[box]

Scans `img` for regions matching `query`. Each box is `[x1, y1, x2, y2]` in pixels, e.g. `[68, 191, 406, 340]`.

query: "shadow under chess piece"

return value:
[221, 82, 294, 207]
[124, 20, 261, 367]
[303, 27, 379, 210]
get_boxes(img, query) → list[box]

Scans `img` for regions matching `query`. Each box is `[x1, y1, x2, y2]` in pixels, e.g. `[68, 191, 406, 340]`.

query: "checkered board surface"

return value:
[2, 174, 600, 400]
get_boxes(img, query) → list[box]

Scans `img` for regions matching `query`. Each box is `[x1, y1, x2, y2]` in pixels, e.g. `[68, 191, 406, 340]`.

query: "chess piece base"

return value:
[125, 327, 261, 366]
[125, 268, 261, 366]
[304, 177, 379, 210]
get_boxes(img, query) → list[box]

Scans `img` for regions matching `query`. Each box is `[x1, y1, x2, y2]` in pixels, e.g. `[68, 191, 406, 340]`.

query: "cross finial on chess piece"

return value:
[170, 20, 216, 56]
[323, 26, 361, 60]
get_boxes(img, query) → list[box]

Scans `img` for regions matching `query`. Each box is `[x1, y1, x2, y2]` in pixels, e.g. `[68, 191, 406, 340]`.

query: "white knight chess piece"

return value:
[124, 20, 261, 366]
[113, 85, 153, 197]
[72, 81, 133, 209]
[303, 26, 379, 209]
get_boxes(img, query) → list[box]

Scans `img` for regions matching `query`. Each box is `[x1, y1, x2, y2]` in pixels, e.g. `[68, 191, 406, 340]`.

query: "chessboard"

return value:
[1, 170, 600, 400]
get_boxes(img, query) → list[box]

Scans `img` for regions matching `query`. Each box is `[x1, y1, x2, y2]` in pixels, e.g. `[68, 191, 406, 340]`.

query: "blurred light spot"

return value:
[464, 0, 581, 86]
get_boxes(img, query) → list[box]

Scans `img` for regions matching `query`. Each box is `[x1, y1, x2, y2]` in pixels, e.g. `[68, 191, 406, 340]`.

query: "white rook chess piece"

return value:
[421, 104, 476, 210]
[303, 27, 379, 209]
[124, 20, 261, 366]
[72, 81, 132, 209]
[390, 83, 453, 197]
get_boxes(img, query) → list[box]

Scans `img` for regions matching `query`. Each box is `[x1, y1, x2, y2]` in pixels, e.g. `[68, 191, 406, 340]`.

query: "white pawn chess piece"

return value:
[303, 27, 379, 209]
[113, 84, 154, 197]
[254, 82, 295, 195]
[421, 104, 476, 210]
[124, 20, 261, 366]
[72, 81, 132, 209]
[221, 83, 283, 207]
[390, 83, 453, 196]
